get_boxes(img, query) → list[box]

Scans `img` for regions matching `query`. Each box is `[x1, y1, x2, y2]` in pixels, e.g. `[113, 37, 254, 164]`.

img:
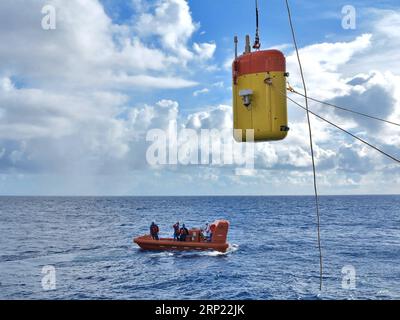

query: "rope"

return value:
[288, 87, 400, 127]
[286, 94, 400, 164]
[285, 0, 323, 290]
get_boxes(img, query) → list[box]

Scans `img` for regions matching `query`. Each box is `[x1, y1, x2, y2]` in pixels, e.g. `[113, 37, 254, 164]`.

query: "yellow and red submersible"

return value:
[232, 35, 289, 142]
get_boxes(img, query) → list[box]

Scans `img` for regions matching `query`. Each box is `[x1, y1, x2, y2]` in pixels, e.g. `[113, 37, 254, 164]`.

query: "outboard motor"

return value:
[211, 220, 230, 243]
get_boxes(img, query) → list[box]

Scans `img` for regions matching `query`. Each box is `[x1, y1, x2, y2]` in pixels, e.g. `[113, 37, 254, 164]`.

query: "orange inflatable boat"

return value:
[134, 220, 230, 253]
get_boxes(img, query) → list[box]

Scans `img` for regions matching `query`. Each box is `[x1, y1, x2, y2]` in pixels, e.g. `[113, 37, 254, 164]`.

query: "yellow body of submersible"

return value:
[232, 36, 289, 142]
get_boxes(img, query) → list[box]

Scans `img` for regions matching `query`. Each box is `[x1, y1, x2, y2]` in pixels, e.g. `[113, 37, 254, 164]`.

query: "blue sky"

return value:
[0, 0, 399, 195]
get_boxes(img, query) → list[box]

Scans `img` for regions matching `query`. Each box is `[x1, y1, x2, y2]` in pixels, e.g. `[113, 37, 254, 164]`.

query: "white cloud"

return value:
[193, 42, 216, 60]
[348, 9, 400, 75]
[111, 74, 198, 89]
[135, 0, 197, 60]
[193, 88, 210, 97]
[266, 43, 292, 52]
[0, 0, 206, 90]
[134, 0, 215, 63]
[223, 56, 234, 71]
[0, 78, 14, 92]
[287, 34, 372, 100]
[212, 81, 224, 88]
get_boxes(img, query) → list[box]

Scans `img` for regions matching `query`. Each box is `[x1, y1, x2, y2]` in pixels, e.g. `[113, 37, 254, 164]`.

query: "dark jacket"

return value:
[150, 224, 159, 235]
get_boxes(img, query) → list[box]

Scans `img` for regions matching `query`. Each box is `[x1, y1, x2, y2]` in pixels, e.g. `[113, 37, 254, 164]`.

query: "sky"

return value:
[0, 0, 399, 196]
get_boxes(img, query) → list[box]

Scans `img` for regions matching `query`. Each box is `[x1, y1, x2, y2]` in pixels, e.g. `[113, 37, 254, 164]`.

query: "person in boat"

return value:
[199, 228, 206, 241]
[179, 224, 189, 242]
[172, 222, 180, 241]
[204, 223, 211, 241]
[150, 222, 159, 240]
[209, 223, 216, 242]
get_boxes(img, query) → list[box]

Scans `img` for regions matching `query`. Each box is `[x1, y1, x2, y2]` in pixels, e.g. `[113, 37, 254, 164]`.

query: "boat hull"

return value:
[134, 236, 229, 253]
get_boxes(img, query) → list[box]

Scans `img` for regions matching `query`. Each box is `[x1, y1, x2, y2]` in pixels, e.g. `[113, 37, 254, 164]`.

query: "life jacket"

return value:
[173, 224, 179, 232]
[180, 228, 189, 235]
[210, 224, 216, 233]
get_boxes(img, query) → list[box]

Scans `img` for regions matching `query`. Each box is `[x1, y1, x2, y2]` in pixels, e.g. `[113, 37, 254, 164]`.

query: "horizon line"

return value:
[0, 194, 399, 197]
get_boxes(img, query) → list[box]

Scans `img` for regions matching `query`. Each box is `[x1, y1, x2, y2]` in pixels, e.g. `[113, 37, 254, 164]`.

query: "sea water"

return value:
[0, 195, 399, 300]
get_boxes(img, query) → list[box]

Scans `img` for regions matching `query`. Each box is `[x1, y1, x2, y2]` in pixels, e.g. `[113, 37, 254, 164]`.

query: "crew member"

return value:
[150, 222, 159, 240]
[179, 224, 189, 242]
[199, 228, 206, 241]
[204, 223, 211, 241]
[209, 223, 216, 242]
[172, 222, 180, 241]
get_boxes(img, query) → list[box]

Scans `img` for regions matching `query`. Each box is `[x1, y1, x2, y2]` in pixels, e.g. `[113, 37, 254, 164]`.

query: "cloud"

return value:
[0, 78, 127, 140]
[287, 34, 372, 100]
[193, 42, 217, 60]
[223, 57, 234, 71]
[134, 0, 197, 60]
[348, 9, 400, 75]
[0, 91, 180, 176]
[193, 88, 209, 97]
[212, 81, 224, 88]
[330, 74, 396, 131]
[134, 0, 215, 63]
[111, 74, 197, 89]
[284, 24, 400, 149]
[0, 0, 205, 90]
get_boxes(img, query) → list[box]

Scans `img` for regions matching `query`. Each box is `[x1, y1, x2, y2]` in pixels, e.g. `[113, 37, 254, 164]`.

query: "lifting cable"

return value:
[284, 0, 323, 290]
[286, 94, 400, 164]
[288, 88, 400, 127]
[253, 0, 261, 49]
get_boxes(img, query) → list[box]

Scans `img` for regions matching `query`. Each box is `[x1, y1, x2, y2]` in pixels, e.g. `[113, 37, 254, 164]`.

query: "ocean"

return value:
[0, 195, 399, 300]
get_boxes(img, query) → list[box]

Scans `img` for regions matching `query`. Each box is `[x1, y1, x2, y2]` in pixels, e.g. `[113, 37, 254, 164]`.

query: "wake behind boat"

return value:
[134, 220, 230, 253]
